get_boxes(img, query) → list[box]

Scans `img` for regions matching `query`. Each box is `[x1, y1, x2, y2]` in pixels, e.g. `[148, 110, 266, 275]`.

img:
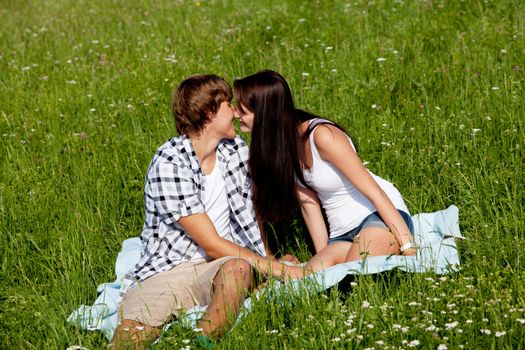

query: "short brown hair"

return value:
[172, 74, 232, 136]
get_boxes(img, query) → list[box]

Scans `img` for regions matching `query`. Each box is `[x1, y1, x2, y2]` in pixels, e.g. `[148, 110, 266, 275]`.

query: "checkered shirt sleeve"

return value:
[132, 139, 205, 282]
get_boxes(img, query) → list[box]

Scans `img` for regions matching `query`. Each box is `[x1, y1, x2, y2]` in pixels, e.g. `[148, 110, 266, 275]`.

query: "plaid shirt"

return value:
[132, 134, 266, 282]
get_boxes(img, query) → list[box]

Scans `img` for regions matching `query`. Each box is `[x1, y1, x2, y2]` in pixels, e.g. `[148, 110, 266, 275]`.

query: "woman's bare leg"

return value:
[345, 227, 399, 262]
[306, 242, 353, 272]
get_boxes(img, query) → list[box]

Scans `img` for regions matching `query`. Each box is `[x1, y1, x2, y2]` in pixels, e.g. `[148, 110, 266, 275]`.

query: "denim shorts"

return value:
[328, 210, 414, 244]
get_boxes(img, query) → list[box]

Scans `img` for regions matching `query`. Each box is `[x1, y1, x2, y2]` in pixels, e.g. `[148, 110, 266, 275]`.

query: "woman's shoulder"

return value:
[312, 121, 347, 143]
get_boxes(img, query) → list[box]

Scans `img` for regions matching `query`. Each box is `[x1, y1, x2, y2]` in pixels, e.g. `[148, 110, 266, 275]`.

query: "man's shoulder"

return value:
[219, 135, 249, 156]
[147, 136, 192, 175]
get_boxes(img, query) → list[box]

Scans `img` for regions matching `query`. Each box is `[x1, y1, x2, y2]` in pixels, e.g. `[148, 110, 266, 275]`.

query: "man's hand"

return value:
[278, 254, 300, 264]
[281, 265, 310, 281]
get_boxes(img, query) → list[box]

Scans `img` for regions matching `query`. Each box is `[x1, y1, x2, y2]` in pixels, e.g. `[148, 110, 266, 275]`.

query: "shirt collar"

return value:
[178, 135, 239, 173]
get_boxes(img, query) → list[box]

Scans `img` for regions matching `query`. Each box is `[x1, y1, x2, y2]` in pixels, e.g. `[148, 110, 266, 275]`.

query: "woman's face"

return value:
[235, 104, 254, 132]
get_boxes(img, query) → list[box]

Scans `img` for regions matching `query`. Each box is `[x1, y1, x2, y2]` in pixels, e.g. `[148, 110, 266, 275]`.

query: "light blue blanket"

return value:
[68, 205, 463, 340]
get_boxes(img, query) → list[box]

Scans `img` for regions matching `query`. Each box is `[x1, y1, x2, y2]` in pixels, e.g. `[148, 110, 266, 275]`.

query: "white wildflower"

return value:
[445, 321, 458, 330]
[425, 325, 437, 332]
[376, 57, 387, 62]
[408, 339, 420, 347]
[437, 344, 448, 350]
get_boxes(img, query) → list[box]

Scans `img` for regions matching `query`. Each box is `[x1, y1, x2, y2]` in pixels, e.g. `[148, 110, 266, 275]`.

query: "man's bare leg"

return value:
[112, 319, 162, 350]
[197, 258, 255, 337]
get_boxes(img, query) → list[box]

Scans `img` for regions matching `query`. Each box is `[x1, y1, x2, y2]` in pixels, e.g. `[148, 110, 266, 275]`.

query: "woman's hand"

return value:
[401, 246, 417, 256]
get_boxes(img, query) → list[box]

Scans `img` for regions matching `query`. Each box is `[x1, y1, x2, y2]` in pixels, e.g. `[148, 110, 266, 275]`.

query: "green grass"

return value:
[1, 0, 524, 348]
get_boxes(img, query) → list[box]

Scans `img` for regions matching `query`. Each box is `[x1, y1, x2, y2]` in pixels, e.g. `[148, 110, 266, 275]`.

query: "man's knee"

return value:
[218, 259, 253, 285]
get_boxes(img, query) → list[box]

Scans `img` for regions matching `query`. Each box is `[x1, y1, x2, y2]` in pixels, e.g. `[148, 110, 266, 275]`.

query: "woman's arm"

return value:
[297, 185, 330, 253]
[313, 125, 416, 255]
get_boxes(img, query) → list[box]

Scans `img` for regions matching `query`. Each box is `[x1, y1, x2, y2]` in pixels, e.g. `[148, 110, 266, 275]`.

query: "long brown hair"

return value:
[234, 70, 315, 222]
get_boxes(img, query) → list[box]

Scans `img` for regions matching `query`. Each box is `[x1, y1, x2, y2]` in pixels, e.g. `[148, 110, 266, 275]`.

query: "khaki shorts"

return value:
[119, 256, 239, 327]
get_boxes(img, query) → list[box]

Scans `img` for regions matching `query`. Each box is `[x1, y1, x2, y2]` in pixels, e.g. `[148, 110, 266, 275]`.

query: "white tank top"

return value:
[192, 157, 232, 260]
[302, 119, 409, 239]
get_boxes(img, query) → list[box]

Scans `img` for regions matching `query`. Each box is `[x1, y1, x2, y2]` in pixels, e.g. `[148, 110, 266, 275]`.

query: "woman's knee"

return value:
[353, 228, 399, 255]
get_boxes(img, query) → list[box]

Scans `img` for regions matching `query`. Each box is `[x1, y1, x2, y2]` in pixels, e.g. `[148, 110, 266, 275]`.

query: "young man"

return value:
[112, 74, 305, 348]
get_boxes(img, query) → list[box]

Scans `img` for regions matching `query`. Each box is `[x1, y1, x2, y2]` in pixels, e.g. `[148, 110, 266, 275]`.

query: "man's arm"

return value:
[178, 213, 307, 279]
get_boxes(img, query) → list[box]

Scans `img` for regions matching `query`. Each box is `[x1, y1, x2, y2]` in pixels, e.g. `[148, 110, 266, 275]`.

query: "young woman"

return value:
[233, 70, 416, 271]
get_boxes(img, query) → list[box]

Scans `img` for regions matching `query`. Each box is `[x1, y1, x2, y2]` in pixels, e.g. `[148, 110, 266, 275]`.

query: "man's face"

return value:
[209, 101, 237, 139]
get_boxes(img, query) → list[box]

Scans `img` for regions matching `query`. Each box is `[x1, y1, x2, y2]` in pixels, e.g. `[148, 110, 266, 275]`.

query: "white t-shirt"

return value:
[302, 118, 409, 239]
[191, 158, 232, 261]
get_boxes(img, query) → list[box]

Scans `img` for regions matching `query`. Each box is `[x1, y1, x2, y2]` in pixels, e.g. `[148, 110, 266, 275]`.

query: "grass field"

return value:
[1, 0, 524, 348]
